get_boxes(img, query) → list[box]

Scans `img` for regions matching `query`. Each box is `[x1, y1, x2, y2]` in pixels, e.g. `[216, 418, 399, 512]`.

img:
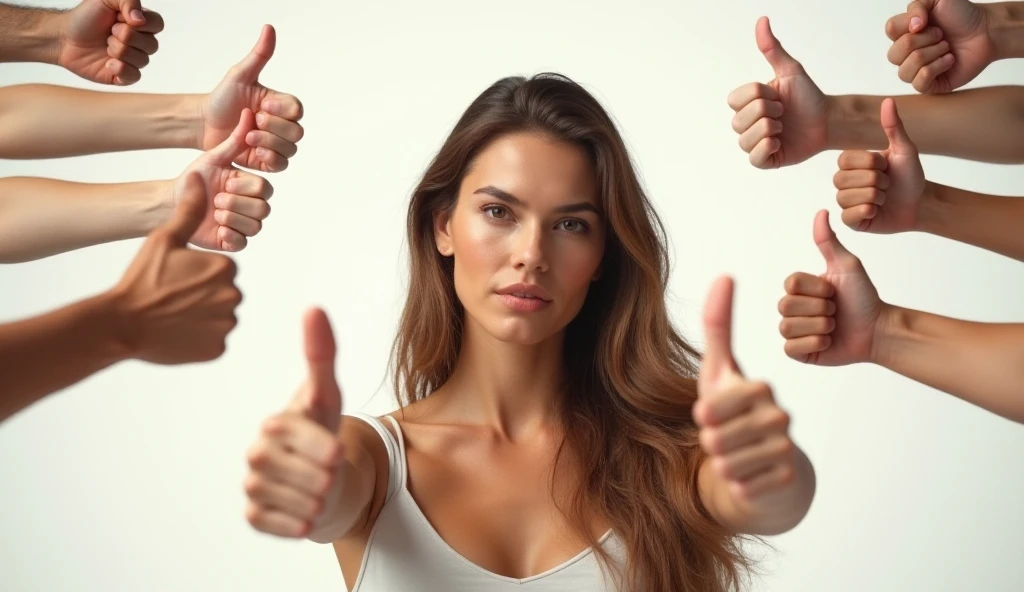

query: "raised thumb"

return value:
[700, 275, 741, 387]
[907, 1, 930, 33]
[161, 172, 206, 245]
[233, 25, 276, 82]
[304, 307, 337, 383]
[105, 0, 145, 25]
[880, 98, 918, 156]
[813, 209, 855, 268]
[755, 16, 805, 77]
[297, 307, 341, 429]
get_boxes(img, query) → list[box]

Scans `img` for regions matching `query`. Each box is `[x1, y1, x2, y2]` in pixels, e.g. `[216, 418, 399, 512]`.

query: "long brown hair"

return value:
[390, 73, 753, 591]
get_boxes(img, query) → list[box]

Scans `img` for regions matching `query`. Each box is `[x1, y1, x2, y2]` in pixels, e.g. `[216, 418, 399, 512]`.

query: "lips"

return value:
[496, 283, 552, 302]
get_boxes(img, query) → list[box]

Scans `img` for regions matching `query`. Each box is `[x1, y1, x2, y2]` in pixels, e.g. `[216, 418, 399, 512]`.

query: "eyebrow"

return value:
[473, 185, 601, 216]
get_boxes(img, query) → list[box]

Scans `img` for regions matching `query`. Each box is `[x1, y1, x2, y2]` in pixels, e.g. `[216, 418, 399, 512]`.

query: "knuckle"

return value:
[731, 114, 744, 134]
[246, 442, 269, 467]
[767, 408, 791, 431]
[243, 473, 263, 496]
[776, 463, 796, 485]
[244, 503, 262, 527]
[699, 428, 720, 454]
[751, 380, 774, 402]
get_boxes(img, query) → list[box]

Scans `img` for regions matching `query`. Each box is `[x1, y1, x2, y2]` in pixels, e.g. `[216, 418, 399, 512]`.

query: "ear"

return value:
[433, 208, 454, 257]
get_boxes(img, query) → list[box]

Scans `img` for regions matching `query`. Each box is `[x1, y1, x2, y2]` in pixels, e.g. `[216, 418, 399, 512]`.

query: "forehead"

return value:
[461, 132, 598, 205]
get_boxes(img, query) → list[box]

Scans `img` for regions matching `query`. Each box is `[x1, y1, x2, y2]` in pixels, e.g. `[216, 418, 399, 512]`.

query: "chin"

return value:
[480, 315, 562, 346]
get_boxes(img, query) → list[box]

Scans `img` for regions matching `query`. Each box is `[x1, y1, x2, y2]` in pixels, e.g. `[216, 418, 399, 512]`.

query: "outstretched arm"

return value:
[917, 182, 1024, 263]
[0, 177, 171, 263]
[826, 86, 1024, 164]
[0, 84, 202, 159]
[874, 307, 1024, 424]
[0, 294, 126, 422]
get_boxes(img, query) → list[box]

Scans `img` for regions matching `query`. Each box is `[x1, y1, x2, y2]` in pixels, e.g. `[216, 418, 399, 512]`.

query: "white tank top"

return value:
[346, 413, 628, 592]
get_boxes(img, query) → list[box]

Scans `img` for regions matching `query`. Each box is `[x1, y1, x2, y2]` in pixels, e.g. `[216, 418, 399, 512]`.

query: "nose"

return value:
[511, 222, 548, 274]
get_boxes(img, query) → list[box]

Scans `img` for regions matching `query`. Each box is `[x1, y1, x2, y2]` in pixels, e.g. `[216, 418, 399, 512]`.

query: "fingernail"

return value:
[246, 131, 258, 145]
[106, 60, 116, 70]
[130, 9, 145, 23]
[214, 195, 226, 208]
[910, 17, 922, 31]
[945, 53, 955, 62]
[256, 147, 268, 158]
[262, 100, 280, 115]
[255, 112, 267, 125]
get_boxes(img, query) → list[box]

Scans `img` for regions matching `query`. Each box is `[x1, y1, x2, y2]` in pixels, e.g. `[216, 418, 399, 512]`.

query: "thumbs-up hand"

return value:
[200, 25, 304, 173]
[694, 277, 798, 505]
[56, 0, 165, 86]
[779, 211, 890, 366]
[245, 308, 348, 539]
[884, 0, 995, 93]
[833, 99, 929, 233]
[107, 173, 242, 364]
[171, 109, 274, 252]
[727, 16, 828, 169]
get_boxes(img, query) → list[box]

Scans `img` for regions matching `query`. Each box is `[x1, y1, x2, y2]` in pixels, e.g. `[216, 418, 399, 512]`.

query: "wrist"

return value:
[913, 180, 941, 233]
[986, 2, 1024, 61]
[78, 291, 136, 365]
[869, 303, 905, 368]
[0, 7, 63, 65]
[160, 94, 207, 151]
[185, 94, 208, 151]
[824, 94, 882, 152]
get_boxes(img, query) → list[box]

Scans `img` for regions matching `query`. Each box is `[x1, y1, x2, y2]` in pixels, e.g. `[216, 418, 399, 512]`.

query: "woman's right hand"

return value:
[244, 308, 347, 540]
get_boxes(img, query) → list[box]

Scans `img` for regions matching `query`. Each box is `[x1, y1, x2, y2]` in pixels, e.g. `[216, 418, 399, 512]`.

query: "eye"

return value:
[483, 205, 510, 219]
[557, 219, 589, 234]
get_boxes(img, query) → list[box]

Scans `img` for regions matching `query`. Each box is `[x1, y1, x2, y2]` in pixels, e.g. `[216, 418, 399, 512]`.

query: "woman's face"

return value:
[434, 132, 606, 345]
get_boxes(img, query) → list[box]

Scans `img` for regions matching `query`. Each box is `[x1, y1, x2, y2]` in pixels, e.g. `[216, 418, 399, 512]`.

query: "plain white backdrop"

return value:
[1, 0, 1023, 590]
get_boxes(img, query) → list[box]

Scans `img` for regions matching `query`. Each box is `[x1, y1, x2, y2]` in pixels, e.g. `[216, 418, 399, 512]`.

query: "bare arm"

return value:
[874, 306, 1024, 424]
[915, 182, 1024, 263]
[0, 84, 203, 159]
[826, 86, 1024, 164]
[0, 293, 126, 422]
[0, 177, 172, 263]
[990, 1, 1024, 61]
[309, 418, 380, 543]
[0, 3, 61, 65]
[700, 447, 816, 536]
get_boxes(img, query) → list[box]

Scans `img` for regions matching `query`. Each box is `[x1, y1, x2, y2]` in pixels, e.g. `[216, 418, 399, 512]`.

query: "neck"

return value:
[439, 316, 566, 441]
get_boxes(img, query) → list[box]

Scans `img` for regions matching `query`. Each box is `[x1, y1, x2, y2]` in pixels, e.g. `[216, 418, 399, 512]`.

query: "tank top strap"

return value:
[348, 412, 407, 503]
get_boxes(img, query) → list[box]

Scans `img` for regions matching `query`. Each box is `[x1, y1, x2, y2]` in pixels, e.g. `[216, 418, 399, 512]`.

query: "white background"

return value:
[2, 0, 1023, 590]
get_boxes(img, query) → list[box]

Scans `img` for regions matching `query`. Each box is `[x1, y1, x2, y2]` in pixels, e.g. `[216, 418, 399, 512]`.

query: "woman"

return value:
[243, 73, 816, 591]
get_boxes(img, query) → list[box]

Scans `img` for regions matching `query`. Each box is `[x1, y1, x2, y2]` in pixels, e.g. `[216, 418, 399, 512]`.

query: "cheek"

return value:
[552, 241, 603, 298]
[451, 215, 506, 288]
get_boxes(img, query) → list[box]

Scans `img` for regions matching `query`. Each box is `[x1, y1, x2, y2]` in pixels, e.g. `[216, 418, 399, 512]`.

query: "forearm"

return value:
[916, 182, 1024, 262]
[0, 3, 61, 65]
[0, 177, 172, 263]
[0, 85, 205, 159]
[988, 2, 1024, 61]
[700, 448, 816, 536]
[873, 306, 1024, 424]
[825, 86, 1024, 163]
[0, 293, 127, 423]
